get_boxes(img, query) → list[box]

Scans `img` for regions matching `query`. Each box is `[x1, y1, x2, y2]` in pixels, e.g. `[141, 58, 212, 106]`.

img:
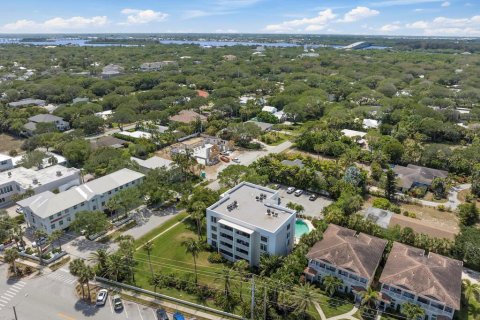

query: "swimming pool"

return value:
[295, 219, 311, 239]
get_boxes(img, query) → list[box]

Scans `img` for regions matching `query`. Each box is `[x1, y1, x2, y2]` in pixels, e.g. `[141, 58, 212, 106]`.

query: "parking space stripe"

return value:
[3, 293, 14, 298]
[0, 298, 9, 304]
[137, 304, 144, 320]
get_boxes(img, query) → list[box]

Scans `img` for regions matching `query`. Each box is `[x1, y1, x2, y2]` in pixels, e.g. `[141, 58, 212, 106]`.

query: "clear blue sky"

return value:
[0, 0, 478, 36]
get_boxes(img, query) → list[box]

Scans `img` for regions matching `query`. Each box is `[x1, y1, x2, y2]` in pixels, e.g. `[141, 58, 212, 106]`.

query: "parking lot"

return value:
[105, 298, 160, 320]
[277, 186, 333, 218]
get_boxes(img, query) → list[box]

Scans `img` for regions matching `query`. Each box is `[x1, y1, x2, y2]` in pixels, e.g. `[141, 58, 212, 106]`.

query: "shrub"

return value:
[25, 247, 33, 255]
[402, 211, 416, 218]
[438, 204, 446, 212]
[208, 252, 226, 264]
[24, 266, 33, 274]
[390, 204, 401, 214]
[372, 198, 391, 210]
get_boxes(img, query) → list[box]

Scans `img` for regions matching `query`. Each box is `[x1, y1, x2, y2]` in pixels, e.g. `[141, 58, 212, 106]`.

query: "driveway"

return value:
[277, 187, 332, 218]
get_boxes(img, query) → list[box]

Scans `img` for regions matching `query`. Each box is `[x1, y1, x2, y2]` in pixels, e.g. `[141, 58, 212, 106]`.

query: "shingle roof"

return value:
[168, 110, 207, 124]
[306, 224, 387, 279]
[393, 164, 448, 189]
[380, 242, 462, 310]
[90, 136, 128, 149]
[281, 159, 305, 169]
[28, 114, 63, 123]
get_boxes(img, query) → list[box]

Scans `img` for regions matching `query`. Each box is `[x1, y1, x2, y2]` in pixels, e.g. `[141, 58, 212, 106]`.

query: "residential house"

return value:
[378, 242, 462, 320]
[246, 120, 274, 132]
[72, 97, 89, 104]
[90, 136, 128, 150]
[131, 156, 173, 172]
[206, 182, 296, 266]
[8, 99, 46, 108]
[140, 61, 178, 71]
[0, 165, 81, 208]
[304, 224, 387, 300]
[281, 159, 305, 169]
[94, 110, 114, 120]
[18, 168, 145, 234]
[393, 164, 448, 191]
[168, 110, 207, 124]
[341, 129, 368, 148]
[23, 114, 69, 134]
[101, 64, 124, 79]
[170, 135, 232, 166]
[223, 55, 237, 61]
[362, 119, 379, 129]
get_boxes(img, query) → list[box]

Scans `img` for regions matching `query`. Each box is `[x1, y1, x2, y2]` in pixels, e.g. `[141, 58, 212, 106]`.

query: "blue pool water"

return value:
[295, 219, 311, 239]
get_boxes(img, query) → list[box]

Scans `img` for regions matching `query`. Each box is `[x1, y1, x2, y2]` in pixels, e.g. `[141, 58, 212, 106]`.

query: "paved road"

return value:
[0, 265, 164, 320]
[84, 124, 137, 140]
[207, 140, 293, 190]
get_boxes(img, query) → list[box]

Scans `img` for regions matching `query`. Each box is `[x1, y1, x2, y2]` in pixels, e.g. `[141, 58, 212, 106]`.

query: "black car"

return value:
[156, 308, 169, 320]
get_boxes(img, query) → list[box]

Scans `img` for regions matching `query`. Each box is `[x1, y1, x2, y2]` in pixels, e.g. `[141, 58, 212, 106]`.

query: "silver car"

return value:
[96, 289, 108, 306]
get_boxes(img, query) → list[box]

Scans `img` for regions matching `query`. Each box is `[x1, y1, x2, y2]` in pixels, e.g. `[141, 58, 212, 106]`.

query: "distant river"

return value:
[0, 38, 388, 50]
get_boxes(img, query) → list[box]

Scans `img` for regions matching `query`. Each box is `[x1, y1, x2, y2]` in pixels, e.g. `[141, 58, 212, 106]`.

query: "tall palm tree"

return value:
[190, 201, 206, 239]
[323, 275, 343, 297]
[401, 302, 425, 320]
[360, 287, 379, 309]
[69, 259, 87, 298]
[14, 226, 24, 250]
[89, 249, 109, 276]
[79, 265, 95, 301]
[233, 259, 249, 302]
[150, 272, 163, 294]
[106, 254, 124, 282]
[290, 282, 322, 320]
[34, 229, 47, 266]
[182, 238, 201, 284]
[143, 241, 155, 278]
[463, 279, 480, 306]
[4, 248, 19, 275]
[48, 229, 64, 251]
[216, 267, 238, 312]
[259, 254, 284, 277]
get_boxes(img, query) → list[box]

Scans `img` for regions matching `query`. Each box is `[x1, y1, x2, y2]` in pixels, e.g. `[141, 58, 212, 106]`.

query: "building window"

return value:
[220, 241, 233, 248]
[237, 239, 249, 246]
[221, 224, 233, 231]
[73, 205, 77, 209]
[49, 216, 54, 220]
[212, 233, 217, 240]
[211, 226, 217, 232]
[0, 198, 4, 203]
[417, 297, 428, 304]
[212, 241, 217, 247]
[237, 248, 249, 255]
[51, 224, 56, 229]
[211, 216, 217, 223]
[108, 191, 112, 195]
[81, 202, 85, 207]
[445, 307, 453, 313]
[349, 274, 359, 281]
[220, 233, 233, 240]
[220, 249, 233, 257]
[260, 243, 267, 251]
[101, 202, 105, 206]
[338, 270, 348, 277]
[402, 292, 415, 300]
[67, 217, 71, 222]
[64, 209, 69, 213]
[115, 188, 118, 191]
[326, 265, 336, 272]
[236, 230, 250, 238]
[359, 278, 367, 284]
[261, 236, 268, 242]
[430, 302, 444, 310]
[93, 206, 96, 210]
[59, 220, 64, 226]
[287, 224, 290, 230]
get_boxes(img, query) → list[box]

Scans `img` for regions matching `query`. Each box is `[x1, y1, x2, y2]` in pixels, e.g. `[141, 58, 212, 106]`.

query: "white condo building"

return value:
[18, 168, 145, 234]
[0, 165, 81, 208]
[206, 182, 296, 266]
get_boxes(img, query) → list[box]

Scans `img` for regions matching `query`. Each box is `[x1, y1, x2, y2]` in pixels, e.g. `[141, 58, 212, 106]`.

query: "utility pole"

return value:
[13, 306, 18, 320]
[250, 275, 255, 320]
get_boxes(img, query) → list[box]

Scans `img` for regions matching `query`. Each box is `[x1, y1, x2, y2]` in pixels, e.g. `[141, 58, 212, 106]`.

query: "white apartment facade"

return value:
[0, 154, 14, 172]
[206, 182, 296, 266]
[0, 165, 81, 208]
[18, 168, 145, 234]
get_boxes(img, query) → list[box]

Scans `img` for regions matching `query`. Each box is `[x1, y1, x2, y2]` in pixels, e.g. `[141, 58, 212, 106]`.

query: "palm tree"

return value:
[143, 241, 155, 278]
[106, 254, 123, 282]
[89, 249, 109, 276]
[360, 287, 379, 309]
[463, 279, 480, 306]
[216, 267, 238, 312]
[34, 229, 47, 266]
[259, 254, 284, 277]
[4, 248, 19, 275]
[323, 275, 343, 297]
[150, 272, 163, 294]
[290, 282, 322, 320]
[69, 259, 87, 298]
[48, 229, 64, 251]
[190, 201, 206, 239]
[233, 259, 249, 302]
[14, 226, 24, 250]
[79, 265, 95, 301]
[182, 238, 201, 284]
[401, 302, 425, 320]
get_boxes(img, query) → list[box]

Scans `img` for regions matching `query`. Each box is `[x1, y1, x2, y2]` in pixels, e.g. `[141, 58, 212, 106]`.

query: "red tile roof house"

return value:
[378, 242, 462, 320]
[304, 224, 387, 302]
[197, 90, 209, 98]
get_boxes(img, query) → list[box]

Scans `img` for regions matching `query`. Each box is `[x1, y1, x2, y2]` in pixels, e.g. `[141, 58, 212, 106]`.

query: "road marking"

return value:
[12, 283, 24, 289]
[0, 302, 5, 307]
[3, 292, 14, 298]
[124, 302, 129, 319]
[0, 298, 9, 304]
[137, 304, 144, 320]
[57, 312, 76, 320]
[8, 287, 19, 293]
[18, 281, 26, 285]
[108, 296, 114, 314]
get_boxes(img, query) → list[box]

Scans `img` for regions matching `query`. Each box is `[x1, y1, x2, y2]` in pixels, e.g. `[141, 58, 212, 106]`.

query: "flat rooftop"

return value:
[208, 182, 295, 233]
[0, 165, 79, 189]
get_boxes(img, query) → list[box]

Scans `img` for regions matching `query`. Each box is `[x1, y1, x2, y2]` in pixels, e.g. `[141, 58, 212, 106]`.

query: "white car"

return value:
[32, 237, 46, 248]
[96, 289, 108, 306]
[286, 187, 295, 194]
[232, 158, 240, 163]
[294, 189, 303, 197]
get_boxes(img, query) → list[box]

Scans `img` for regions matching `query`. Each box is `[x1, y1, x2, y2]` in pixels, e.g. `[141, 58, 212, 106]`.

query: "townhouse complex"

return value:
[206, 182, 296, 266]
[304, 225, 463, 320]
[18, 168, 145, 234]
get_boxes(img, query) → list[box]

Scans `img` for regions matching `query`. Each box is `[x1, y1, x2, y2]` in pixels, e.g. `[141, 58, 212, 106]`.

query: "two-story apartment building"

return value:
[0, 154, 14, 172]
[18, 168, 145, 234]
[304, 224, 387, 300]
[206, 182, 296, 266]
[0, 165, 81, 208]
[378, 242, 462, 320]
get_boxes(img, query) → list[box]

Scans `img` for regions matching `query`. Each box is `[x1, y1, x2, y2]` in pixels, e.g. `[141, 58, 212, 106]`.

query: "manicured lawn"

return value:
[318, 294, 355, 318]
[134, 212, 188, 247]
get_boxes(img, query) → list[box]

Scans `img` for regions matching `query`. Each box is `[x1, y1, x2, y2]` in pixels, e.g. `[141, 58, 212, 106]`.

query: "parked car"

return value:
[32, 237, 46, 248]
[96, 289, 108, 306]
[112, 295, 123, 310]
[232, 157, 240, 163]
[294, 189, 303, 197]
[15, 206, 23, 214]
[309, 194, 318, 201]
[156, 308, 169, 320]
[173, 312, 185, 320]
[286, 187, 295, 194]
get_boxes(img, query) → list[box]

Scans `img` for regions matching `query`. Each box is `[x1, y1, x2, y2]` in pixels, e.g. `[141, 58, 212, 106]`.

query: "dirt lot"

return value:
[0, 134, 24, 153]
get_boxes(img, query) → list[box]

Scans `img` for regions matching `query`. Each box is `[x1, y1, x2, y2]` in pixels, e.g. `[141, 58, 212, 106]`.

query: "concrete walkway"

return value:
[314, 302, 359, 320]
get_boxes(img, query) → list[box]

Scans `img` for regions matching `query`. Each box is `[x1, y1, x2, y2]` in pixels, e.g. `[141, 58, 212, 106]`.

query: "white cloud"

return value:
[406, 14, 480, 35]
[265, 9, 337, 32]
[441, 1, 450, 6]
[2, 16, 108, 32]
[370, 0, 443, 7]
[183, 10, 232, 19]
[215, 28, 239, 33]
[380, 23, 401, 31]
[340, 6, 380, 22]
[120, 9, 168, 24]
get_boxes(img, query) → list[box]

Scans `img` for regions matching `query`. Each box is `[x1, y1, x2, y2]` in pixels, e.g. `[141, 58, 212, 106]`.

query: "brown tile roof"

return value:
[389, 215, 457, 240]
[197, 90, 209, 98]
[380, 242, 462, 310]
[168, 110, 207, 124]
[306, 224, 387, 279]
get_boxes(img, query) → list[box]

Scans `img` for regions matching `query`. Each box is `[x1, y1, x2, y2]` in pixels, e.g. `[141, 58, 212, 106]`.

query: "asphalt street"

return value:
[0, 264, 166, 320]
